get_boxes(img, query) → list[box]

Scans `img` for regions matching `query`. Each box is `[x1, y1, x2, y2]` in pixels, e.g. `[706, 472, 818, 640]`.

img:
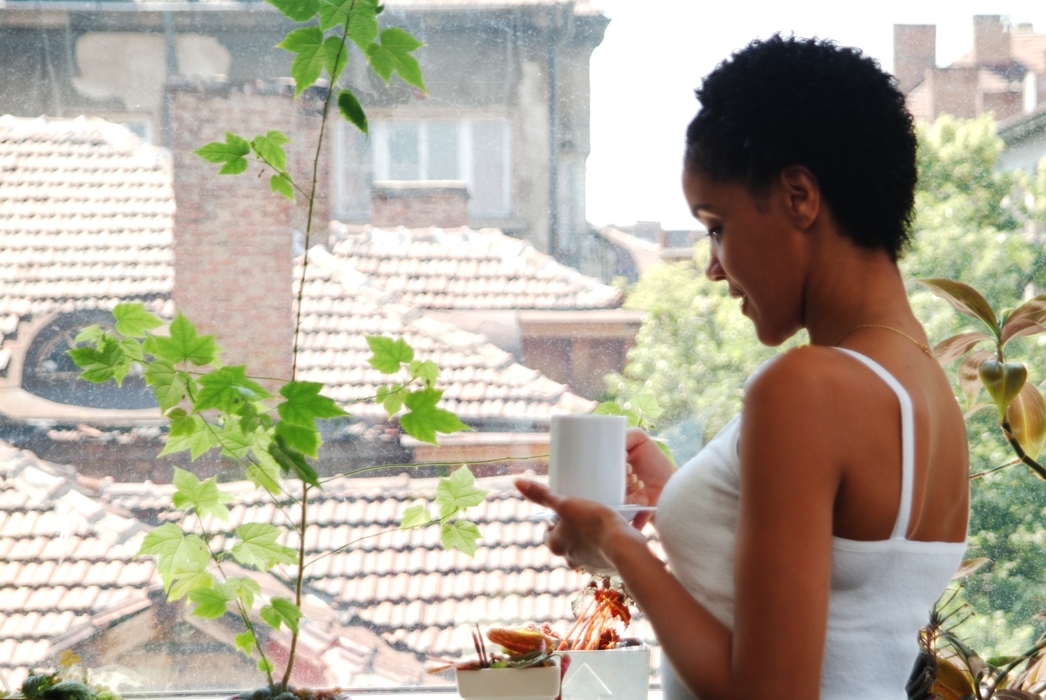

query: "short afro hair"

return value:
[685, 35, 917, 261]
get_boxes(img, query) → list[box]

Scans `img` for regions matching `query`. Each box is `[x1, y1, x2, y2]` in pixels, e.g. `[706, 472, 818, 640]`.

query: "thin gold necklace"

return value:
[833, 324, 935, 358]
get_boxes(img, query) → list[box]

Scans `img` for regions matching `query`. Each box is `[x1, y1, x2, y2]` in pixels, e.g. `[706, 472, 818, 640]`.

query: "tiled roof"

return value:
[0, 440, 155, 687]
[0, 440, 441, 690]
[101, 472, 664, 675]
[327, 224, 623, 311]
[0, 116, 175, 359]
[294, 247, 596, 422]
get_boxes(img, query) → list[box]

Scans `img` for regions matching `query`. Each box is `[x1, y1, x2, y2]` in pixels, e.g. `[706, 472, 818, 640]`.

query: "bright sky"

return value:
[586, 0, 1046, 231]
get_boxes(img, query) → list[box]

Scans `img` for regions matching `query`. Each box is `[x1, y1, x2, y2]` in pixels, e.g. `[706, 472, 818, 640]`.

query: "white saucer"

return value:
[527, 504, 657, 522]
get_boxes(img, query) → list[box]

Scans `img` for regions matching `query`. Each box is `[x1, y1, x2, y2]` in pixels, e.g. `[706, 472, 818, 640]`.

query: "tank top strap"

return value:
[832, 347, 915, 540]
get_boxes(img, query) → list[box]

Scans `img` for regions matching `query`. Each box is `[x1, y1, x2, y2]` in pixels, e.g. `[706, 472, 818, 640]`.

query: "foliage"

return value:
[66, 1, 484, 693]
[4, 653, 120, 700]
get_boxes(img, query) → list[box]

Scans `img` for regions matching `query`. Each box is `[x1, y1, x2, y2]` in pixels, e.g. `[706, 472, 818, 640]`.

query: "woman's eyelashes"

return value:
[708, 226, 723, 243]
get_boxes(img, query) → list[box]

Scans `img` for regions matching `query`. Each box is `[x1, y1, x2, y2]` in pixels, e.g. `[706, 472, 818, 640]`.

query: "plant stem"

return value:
[303, 511, 459, 569]
[322, 455, 549, 483]
[969, 459, 1021, 479]
[1000, 419, 1046, 479]
[558, 595, 597, 651]
[281, 482, 310, 692]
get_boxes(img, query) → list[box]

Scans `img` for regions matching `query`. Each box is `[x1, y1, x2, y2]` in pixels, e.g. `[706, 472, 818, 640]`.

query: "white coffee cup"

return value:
[548, 415, 628, 506]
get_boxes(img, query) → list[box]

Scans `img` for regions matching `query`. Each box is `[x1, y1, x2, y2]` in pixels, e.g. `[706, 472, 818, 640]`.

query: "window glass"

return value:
[470, 121, 509, 215]
[427, 120, 459, 180]
[387, 121, 421, 180]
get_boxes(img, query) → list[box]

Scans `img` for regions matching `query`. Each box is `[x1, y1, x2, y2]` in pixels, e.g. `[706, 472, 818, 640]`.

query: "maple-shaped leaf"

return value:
[68, 334, 132, 386]
[226, 576, 262, 611]
[366, 28, 426, 92]
[275, 421, 322, 458]
[167, 560, 215, 602]
[231, 522, 298, 570]
[172, 467, 234, 522]
[144, 313, 218, 367]
[144, 359, 189, 413]
[251, 130, 290, 172]
[441, 520, 480, 556]
[194, 132, 251, 175]
[323, 35, 349, 83]
[277, 27, 327, 98]
[400, 388, 472, 445]
[112, 303, 163, 338]
[436, 466, 487, 518]
[268, 435, 320, 486]
[270, 173, 295, 201]
[194, 366, 271, 414]
[278, 381, 348, 428]
[400, 503, 432, 529]
[215, 420, 255, 461]
[409, 359, 439, 388]
[260, 597, 303, 635]
[74, 325, 103, 344]
[159, 422, 219, 461]
[188, 584, 236, 619]
[266, 0, 319, 22]
[119, 337, 144, 363]
[139, 524, 209, 590]
[234, 630, 257, 658]
[366, 335, 414, 373]
[248, 443, 283, 496]
[167, 409, 199, 438]
[319, 0, 378, 50]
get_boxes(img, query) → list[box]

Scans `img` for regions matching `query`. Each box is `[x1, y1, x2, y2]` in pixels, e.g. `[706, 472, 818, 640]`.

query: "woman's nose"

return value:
[705, 246, 726, 282]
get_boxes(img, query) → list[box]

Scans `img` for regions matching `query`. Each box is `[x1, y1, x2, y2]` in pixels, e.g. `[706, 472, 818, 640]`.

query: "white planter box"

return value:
[561, 648, 650, 700]
[456, 665, 562, 700]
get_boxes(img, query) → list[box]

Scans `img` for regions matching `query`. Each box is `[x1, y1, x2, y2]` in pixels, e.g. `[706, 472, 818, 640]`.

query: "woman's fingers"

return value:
[625, 427, 650, 451]
[515, 478, 565, 510]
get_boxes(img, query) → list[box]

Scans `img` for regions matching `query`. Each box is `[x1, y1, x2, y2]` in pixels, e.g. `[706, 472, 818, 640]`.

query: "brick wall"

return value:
[168, 78, 329, 385]
[370, 181, 469, 228]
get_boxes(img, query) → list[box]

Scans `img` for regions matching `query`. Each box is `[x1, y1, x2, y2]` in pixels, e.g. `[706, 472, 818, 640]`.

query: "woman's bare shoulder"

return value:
[745, 345, 867, 407]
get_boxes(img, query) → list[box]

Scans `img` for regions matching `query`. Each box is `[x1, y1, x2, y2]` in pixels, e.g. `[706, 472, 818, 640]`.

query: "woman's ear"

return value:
[777, 166, 821, 230]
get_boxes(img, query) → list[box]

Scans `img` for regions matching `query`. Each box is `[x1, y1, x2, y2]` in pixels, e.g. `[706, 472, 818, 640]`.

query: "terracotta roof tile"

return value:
[328, 224, 622, 311]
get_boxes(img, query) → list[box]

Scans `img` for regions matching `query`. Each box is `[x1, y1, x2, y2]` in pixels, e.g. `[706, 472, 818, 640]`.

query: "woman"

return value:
[516, 36, 969, 700]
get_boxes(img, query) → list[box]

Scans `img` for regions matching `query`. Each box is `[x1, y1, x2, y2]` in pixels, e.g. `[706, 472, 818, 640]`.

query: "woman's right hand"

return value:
[625, 428, 677, 527]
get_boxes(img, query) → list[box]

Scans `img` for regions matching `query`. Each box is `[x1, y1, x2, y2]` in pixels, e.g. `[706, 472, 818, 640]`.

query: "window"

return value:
[336, 118, 511, 218]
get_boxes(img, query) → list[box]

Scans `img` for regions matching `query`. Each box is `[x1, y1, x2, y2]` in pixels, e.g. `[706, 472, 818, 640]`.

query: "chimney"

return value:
[974, 15, 1011, 66]
[169, 78, 324, 385]
[370, 181, 470, 228]
[893, 24, 936, 94]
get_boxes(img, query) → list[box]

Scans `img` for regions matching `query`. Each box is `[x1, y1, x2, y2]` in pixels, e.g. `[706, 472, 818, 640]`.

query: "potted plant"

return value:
[64, 0, 491, 695]
[432, 627, 568, 700]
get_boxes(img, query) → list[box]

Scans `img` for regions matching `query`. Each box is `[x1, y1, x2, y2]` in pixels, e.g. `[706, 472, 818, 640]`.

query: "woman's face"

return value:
[682, 167, 810, 346]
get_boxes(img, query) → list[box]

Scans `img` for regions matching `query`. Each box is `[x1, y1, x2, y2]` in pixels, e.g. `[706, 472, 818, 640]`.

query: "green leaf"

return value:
[270, 172, 295, 201]
[381, 389, 402, 418]
[226, 576, 262, 611]
[275, 421, 322, 458]
[145, 359, 189, 413]
[167, 408, 198, 438]
[979, 360, 1027, 419]
[258, 658, 274, 674]
[277, 27, 327, 98]
[409, 359, 439, 388]
[168, 562, 214, 602]
[194, 366, 271, 414]
[592, 401, 624, 416]
[435, 466, 487, 518]
[251, 130, 290, 172]
[73, 324, 103, 344]
[366, 28, 426, 92]
[188, 584, 235, 619]
[400, 503, 432, 529]
[366, 335, 414, 373]
[324, 35, 349, 83]
[68, 335, 132, 386]
[441, 519, 480, 556]
[266, 0, 319, 22]
[215, 420, 255, 460]
[112, 303, 163, 338]
[194, 132, 251, 175]
[268, 435, 320, 486]
[320, 0, 378, 49]
[653, 438, 677, 466]
[260, 597, 303, 635]
[235, 630, 257, 658]
[119, 337, 144, 363]
[279, 381, 349, 428]
[400, 388, 472, 445]
[631, 390, 663, 422]
[139, 524, 209, 591]
[1007, 383, 1046, 460]
[337, 90, 368, 135]
[145, 313, 218, 367]
[248, 446, 283, 495]
[917, 278, 1000, 336]
[232, 522, 298, 570]
[159, 420, 219, 460]
[172, 467, 234, 522]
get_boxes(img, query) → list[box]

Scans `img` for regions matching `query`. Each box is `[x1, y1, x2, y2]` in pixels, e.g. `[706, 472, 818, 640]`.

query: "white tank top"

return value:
[655, 349, 966, 700]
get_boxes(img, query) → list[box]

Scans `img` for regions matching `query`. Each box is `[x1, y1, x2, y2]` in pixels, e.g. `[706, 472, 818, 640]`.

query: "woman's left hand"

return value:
[516, 479, 638, 574]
